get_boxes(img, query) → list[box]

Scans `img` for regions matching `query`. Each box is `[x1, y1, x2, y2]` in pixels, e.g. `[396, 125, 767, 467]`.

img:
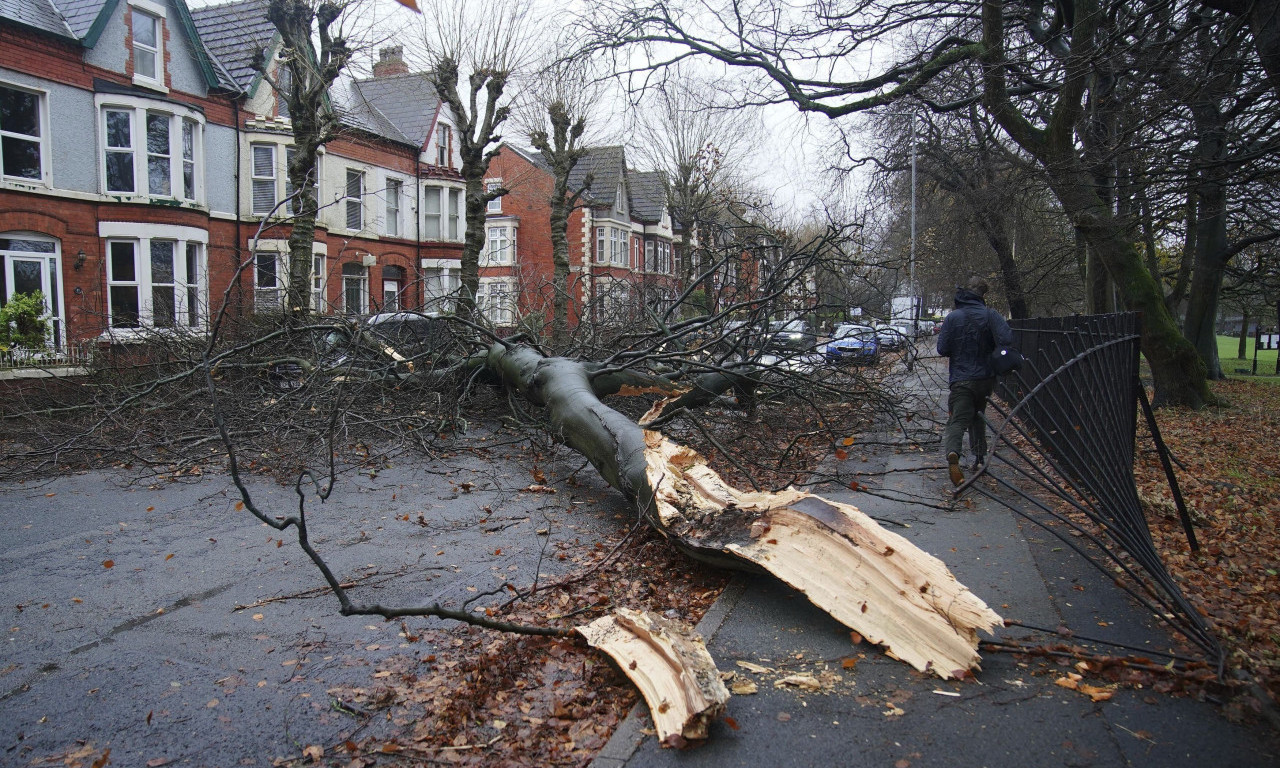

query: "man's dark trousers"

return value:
[945, 377, 995, 461]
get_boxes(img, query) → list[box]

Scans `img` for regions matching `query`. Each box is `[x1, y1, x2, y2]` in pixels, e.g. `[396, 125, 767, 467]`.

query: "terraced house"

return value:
[482, 143, 679, 331]
[0, 0, 467, 366]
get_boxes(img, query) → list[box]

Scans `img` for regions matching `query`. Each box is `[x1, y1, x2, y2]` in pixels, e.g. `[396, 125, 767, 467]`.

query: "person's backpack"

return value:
[981, 307, 1023, 375]
[989, 345, 1023, 375]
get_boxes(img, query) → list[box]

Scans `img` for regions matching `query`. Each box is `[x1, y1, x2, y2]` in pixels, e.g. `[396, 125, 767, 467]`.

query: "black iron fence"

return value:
[963, 312, 1221, 670]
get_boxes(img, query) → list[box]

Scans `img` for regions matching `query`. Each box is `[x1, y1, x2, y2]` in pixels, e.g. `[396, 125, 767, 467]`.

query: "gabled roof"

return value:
[53, 0, 106, 40]
[349, 71, 440, 148]
[567, 146, 626, 207]
[628, 170, 668, 224]
[499, 143, 553, 174]
[331, 79, 413, 146]
[0, 0, 75, 40]
[191, 0, 275, 93]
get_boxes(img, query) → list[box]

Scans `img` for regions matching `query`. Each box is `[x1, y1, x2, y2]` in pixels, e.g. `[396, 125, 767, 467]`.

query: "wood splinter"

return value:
[577, 608, 729, 747]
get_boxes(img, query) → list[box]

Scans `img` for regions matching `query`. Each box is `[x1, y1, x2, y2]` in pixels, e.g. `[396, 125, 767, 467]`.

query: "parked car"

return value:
[876, 324, 908, 351]
[821, 323, 880, 364]
[268, 312, 458, 389]
[766, 319, 817, 353]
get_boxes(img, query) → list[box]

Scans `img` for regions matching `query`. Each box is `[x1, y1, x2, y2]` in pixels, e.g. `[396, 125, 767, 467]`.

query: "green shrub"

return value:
[0, 291, 49, 350]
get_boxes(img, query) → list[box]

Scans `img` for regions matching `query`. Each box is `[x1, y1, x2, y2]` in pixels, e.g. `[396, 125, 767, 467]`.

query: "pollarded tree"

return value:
[418, 0, 537, 321]
[264, 0, 357, 321]
[524, 60, 601, 348]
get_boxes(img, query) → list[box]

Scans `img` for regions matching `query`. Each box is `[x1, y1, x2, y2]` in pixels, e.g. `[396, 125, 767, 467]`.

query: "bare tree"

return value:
[576, 0, 1241, 407]
[418, 0, 538, 320]
[523, 60, 601, 348]
[628, 71, 761, 306]
[264, 0, 358, 321]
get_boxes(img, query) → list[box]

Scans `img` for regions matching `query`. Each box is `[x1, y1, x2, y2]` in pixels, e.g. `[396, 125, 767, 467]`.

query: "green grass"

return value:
[1217, 334, 1280, 379]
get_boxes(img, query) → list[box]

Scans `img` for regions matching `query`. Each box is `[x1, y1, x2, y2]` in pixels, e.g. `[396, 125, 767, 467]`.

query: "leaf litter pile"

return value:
[1131, 378, 1280, 718]
[325, 528, 727, 767]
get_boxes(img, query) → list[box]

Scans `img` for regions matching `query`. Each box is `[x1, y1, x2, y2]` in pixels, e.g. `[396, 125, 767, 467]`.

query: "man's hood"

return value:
[953, 287, 986, 308]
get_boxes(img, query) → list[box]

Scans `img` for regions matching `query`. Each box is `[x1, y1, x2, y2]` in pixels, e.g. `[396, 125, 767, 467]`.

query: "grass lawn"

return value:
[1216, 334, 1279, 379]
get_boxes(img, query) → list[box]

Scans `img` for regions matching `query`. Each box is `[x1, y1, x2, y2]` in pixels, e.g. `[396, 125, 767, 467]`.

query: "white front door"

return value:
[1, 236, 63, 351]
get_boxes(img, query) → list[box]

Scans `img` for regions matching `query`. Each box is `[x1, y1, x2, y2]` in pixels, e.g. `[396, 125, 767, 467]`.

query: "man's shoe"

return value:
[947, 452, 964, 487]
[970, 455, 985, 472]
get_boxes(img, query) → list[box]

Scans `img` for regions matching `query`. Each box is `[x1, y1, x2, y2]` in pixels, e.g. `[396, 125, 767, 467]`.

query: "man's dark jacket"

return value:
[936, 288, 1013, 383]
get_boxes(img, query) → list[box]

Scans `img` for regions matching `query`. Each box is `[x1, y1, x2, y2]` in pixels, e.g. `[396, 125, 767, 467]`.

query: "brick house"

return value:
[482, 143, 678, 331]
[0, 0, 468, 363]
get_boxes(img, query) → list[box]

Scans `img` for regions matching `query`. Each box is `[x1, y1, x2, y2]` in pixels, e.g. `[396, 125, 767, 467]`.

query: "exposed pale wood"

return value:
[643, 433, 1004, 679]
[577, 608, 729, 746]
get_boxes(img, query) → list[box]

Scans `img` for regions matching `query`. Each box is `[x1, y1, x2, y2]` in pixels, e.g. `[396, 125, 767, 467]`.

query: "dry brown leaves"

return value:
[1135, 379, 1280, 716]
[330, 530, 727, 766]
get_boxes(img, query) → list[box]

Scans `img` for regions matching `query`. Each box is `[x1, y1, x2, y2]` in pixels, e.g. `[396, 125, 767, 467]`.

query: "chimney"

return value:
[372, 46, 409, 77]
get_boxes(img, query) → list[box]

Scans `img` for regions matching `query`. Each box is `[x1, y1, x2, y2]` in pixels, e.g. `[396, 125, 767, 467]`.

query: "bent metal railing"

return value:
[958, 313, 1222, 670]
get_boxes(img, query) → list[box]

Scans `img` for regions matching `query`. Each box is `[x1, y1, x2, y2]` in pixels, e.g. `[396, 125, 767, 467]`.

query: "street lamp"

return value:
[879, 111, 919, 368]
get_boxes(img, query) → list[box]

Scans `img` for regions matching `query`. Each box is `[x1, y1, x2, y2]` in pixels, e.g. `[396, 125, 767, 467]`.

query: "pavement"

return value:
[592, 350, 1278, 768]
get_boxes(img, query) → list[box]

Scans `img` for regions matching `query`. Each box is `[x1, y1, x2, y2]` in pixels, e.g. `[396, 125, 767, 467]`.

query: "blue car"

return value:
[821, 324, 880, 364]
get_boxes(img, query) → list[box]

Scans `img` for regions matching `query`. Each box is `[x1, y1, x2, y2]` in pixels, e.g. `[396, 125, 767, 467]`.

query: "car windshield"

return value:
[835, 325, 874, 338]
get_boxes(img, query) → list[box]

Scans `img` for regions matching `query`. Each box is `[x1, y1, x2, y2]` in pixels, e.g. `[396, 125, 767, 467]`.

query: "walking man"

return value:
[937, 276, 1013, 486]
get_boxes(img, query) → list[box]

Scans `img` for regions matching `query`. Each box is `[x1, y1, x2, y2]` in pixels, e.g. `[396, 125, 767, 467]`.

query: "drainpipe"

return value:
[415, 155, 421, 310]
[233, 97, 244, 319]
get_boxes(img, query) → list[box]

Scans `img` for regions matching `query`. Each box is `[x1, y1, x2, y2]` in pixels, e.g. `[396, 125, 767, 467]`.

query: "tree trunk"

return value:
[1238, 309, 1250, 359]
[482, 344, 1003, 678]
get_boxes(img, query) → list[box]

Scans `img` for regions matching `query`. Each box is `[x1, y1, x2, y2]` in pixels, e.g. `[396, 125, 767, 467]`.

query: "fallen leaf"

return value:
[164, 554, 174, 561]
[252, 613, 264, 621]
[92, 748, 111, 768]
[776, 712, 791, 722]
[206, 699, 219, 708]
[146, 759, 170, 767]
[302, 745, 323, 762]
[102, 560, 114, 569]
[1055, 677, 1079, 691]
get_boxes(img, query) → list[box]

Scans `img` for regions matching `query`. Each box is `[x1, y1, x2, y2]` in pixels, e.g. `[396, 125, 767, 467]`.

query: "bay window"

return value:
[478, 278, 516, 326]
[100, 97, 203, 202]
[482, 225, 513, 266]
[102, 224, 205, 330]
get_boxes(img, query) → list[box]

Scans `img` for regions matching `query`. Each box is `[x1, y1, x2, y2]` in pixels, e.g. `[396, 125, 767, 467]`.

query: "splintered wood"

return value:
[643, 432, 1003, 679]
[577, 608, 729, 747]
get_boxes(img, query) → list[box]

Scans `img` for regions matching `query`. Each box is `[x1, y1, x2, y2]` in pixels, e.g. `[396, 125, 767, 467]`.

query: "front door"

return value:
[1, 236, 63, 352]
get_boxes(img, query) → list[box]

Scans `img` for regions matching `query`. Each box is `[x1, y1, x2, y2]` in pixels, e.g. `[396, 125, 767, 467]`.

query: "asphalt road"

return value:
[1, 442, 629, 767]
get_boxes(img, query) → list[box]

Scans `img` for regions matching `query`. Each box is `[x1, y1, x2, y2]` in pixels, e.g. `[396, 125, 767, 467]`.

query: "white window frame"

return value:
[344, 168, 364, 231]
[128, 0, 167, 92]
[250, 143, 277, 215]
[482, 224, 513, 266]
[421, 259, 459, 313]
[448, 189, 462, 240]
[422, 185, 442, 239]
[249, 241, 327, 314]
[595, 226, 606, 263]
[98, 96, 203, 203]
[436, 124, 450, 167]
[478, 277, 516, 326]
[0, 82, 50, 185]
[342, 261, 368, 314]
[485, 179, 502, 213]
[385, 177, 402, 237]
[99, 222, 207, 332]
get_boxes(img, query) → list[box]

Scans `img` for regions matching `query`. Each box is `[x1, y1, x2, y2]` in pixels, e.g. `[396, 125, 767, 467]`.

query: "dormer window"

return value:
[129, 0, 167, 91]
[615, 183, 626, 217]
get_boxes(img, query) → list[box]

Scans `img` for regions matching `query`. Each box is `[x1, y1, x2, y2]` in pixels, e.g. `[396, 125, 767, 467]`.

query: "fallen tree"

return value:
[482, 342, 1004, 678]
